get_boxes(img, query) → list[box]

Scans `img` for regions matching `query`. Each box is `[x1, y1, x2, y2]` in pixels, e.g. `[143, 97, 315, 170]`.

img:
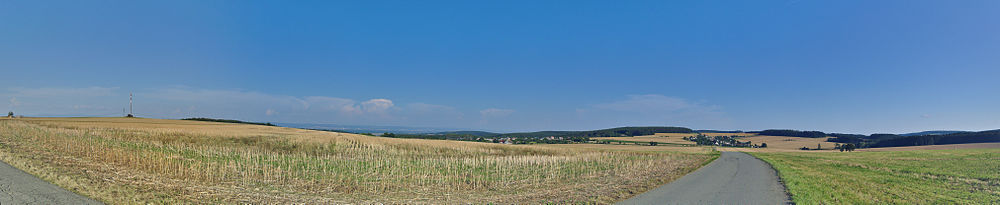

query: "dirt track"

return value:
[617, 152, 790, 205]
[0, 159, 101, 204]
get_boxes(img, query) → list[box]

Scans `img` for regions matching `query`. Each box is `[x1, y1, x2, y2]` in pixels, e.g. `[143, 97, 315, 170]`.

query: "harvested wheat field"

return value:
[532, 143, 714, 154]
[0, 118, 715, 204]
[737, 135, 838, 150]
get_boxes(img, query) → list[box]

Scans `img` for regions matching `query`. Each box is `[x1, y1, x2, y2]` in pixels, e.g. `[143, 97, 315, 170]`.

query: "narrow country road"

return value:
[0, 160, 102, 204]
[618, 152, 791, 205]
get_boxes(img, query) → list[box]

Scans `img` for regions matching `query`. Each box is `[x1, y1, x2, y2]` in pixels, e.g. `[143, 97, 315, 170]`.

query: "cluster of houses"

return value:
[476, 136, 569, 145]
[495, 137, 515, 144]
[685, 135, 762, 148]
[476, 137, 516, 144]
[543, 136, 566, 140]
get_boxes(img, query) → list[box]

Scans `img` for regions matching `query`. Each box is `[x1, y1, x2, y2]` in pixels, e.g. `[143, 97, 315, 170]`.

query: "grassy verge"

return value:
[0, 119, 715, 203]
[751, 149, 1000, 204]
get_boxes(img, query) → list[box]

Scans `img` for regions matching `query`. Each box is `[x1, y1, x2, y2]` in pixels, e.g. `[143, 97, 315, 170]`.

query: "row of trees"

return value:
[758, 129, 827, 138]
[499, 126, 694, 138]
[827, 130, 1000, 148]
[839, 143, 857, 152]
[378, 132, 591, 144]
[869, 130, 1000, 147]
[181, 118, 276, 126]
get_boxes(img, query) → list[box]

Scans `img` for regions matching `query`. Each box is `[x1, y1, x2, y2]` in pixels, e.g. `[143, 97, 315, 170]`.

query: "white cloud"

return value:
[0, 86, 474, 126]
[303, 96, 360, 114]
[0, 87, 733, 131]
[361, 99, 394, 114]
[480, 108, 514, 118]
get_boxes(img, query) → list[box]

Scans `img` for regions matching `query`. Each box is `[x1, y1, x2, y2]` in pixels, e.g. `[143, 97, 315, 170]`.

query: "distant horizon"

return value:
[4, 1, 999, 134]
[8, 115, 991, 136]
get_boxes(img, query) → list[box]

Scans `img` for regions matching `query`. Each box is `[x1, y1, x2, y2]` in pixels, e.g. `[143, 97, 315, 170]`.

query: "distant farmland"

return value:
[737, 135, 838, 150]
[595, 132, 758, 146]
[0, 118, 714, 204]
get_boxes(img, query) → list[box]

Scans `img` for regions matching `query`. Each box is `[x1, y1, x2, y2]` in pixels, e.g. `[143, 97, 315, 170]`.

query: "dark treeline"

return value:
[495, 131, 577, 138]
[760, 128, 1000, 148]
[374, 126, 692, 145]
[182, 118, 276, 126]
[869, 130, 1000, 147]
[826, 133, 866, 144]
[826, 129, 1000, 148]
[758, 129, 827, 138]
[381, 133, 589, 144]
[499, 126, 694, 138]
[694, 130, 746, 133]
[429, 131, 499, 137]
[868, 134, 905, 141]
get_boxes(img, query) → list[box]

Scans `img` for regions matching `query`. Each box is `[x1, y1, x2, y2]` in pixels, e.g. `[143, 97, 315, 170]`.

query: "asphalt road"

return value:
[0, 160, 102, 204]
[617, 152, 791, 205]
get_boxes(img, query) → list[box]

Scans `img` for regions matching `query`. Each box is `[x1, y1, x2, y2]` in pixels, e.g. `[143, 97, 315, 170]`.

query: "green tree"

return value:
[845, 143, 856, 152]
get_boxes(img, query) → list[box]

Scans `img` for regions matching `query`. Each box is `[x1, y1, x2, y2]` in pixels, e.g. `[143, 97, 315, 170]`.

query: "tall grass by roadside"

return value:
[0, 119, 713, 203]
[752, 149, 1000, 204]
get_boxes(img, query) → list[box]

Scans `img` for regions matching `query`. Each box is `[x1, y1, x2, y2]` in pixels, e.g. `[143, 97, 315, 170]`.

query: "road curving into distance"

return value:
[0, 159, 102, 204]
[618, 152, 791, 205]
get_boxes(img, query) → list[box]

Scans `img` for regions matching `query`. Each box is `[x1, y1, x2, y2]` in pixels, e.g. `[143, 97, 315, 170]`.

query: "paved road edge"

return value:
[745, 152, 795, 204]
[0, 157, 103, 204]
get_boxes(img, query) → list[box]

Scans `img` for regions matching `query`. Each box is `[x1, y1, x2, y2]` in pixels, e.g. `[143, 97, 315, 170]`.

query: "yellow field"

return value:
[0, 117, 714, 204]
[531, 143, 714, 154]
[736, 135, 838, 150]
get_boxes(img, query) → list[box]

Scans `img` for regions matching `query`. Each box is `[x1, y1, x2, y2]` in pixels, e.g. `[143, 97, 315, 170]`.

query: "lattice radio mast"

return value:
[127, 93, 134, 117]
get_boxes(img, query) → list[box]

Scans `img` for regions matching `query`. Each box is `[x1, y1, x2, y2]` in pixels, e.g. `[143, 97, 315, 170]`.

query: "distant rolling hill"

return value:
[429, 131, 500, 137]
[277, 123, 464, 134]
[757, 128, 999, 148]
[871, 129, 1000, 147]
[694, 130, 747, 133]
[425, 126, 694, 138]
[899, 130, 968, 136]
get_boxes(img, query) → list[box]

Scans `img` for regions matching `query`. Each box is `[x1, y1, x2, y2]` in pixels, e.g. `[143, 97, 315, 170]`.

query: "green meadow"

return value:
[752, 149, 1000, 204]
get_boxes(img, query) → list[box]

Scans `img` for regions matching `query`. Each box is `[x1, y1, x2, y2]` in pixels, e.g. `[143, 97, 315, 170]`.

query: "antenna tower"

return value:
[127, 93, 134, 117]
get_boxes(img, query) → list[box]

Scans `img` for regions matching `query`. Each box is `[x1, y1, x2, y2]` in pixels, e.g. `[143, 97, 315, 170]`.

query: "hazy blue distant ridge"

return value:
[899, 130, 968, 136]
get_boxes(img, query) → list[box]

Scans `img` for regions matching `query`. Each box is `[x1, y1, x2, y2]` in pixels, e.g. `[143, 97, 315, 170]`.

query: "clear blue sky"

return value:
[2, 0, 999, 134]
